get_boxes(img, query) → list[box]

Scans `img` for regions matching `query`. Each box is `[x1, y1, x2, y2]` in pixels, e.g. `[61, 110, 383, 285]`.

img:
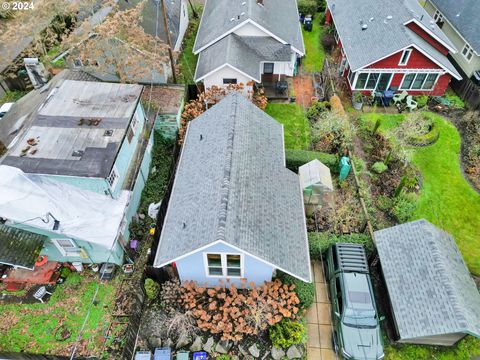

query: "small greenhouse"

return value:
[298, 159, 334, 209]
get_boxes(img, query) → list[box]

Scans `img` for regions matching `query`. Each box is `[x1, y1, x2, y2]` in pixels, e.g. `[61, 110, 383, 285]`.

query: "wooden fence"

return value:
[451, 78, 480, 110]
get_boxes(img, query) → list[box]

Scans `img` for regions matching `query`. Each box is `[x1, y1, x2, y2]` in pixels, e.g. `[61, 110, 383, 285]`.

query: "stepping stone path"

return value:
[306, 261, 337, 360]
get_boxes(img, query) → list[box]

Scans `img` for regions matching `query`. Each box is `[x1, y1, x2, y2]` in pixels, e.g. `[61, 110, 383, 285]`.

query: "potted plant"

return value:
[352, 91, 364, 110]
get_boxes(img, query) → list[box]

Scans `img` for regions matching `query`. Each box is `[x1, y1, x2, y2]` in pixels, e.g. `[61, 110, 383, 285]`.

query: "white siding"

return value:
[234, 22, 268, 37]
[174, 0, 190, 51]
[203, 65, 254, 89]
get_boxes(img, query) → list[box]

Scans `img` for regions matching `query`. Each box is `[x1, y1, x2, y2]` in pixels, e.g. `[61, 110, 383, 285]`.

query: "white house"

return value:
[193, 0, 305, 89]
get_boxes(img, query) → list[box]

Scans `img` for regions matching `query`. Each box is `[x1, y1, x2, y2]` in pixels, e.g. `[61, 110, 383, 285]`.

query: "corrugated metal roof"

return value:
[375, 219, 480, 341]
[1, 80, 143, 178]
[154, 93, 311, 282]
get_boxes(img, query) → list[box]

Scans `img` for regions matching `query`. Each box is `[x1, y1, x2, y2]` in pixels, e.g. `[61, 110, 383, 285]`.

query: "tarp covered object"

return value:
[0, 165, 129, 248]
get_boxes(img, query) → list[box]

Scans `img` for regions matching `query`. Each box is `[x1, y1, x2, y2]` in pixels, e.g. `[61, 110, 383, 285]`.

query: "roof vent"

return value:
[369, 17, 374, 22]
[362, 24, 368, 30]
[230, 17, 235, 22]
[104, 130, 114, 136]
[257, 0, 264, 6]
[386, 15, 393, 20]
[72, 150, 84, 157]
[242, 1, 246, 5]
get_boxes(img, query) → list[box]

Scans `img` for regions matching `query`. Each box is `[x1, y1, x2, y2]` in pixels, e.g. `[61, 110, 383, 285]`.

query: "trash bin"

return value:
[193, 352, 207, 360]
[153, 348, 171, 360]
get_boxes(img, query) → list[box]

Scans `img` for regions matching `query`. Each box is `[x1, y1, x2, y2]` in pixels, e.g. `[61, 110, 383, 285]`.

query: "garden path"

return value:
[306, 261, 337, 360]
[293, 70, 315, 109]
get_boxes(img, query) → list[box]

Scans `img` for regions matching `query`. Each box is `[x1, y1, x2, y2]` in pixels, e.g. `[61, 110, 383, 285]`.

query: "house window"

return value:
[461, 44, 474, 62]
[433, 10, 444, 27]
[348, 69, 355, 85]
[73, 58, 83, 68]
[107, 166, 119, 190]
[53, 239, 80, 256]
[400, 73, 439, 90]
[205, 253, 243, 277]
[354, 73, 369, 89]
[354, 72, 391, 90]
[263, 63, 274, 74]
[399, 49, 412, 66]
[223, 78, 237, 84]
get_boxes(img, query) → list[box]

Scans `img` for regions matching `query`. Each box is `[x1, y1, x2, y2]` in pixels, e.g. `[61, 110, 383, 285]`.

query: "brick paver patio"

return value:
[306, 261, 337, 360]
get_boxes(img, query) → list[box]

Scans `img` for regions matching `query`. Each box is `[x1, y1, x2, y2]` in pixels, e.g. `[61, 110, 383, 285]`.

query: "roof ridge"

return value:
[427, 223, 470, 330]
[215, 95, 238, 243]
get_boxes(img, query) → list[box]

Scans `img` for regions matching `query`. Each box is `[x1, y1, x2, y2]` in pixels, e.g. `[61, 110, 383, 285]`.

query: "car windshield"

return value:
[343, 308, 378, 328]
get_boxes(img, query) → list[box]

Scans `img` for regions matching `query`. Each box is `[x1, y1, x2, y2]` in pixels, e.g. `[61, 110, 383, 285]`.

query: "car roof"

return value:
[343, 272, 375, 310]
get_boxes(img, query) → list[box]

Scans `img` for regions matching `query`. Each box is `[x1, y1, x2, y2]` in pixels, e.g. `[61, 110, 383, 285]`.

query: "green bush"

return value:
[269, 319, 305, 349]
[298, 0, 317, 15]
[277, 273, 315, 309]
[308, 232, 374, 259]
[445, 92, 465, 108]
[391, 193, 417, 223]
[371, 161, 388, 174]
[215, 356, 230, 360]
[376, 195, 394, 211]
[144, 278, 160, 300]
[413, 95, 429, 108]
[306, 101, 331, 122]
[408, 121, 440, 146]
[285, 149, 337, 173]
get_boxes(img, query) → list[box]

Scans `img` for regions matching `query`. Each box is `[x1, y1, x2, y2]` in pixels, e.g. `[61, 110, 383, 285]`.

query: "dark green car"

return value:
[325, 243, 384, 360]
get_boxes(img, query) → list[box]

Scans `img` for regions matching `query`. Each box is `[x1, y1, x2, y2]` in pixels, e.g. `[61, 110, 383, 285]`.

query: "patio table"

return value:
[382, 89, 395, 106]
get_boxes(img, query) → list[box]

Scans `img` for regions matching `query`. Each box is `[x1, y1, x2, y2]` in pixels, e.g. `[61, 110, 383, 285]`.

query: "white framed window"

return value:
[204, 253, 243, 278]
[223, 78, 238, 84]
[354, 72, 392, 91]
[52, 239, 80, 257]
[130, 113, 139, 135]
[400, 73, 439, 90]
[461, 44, 474, 62]
[399, 49, 412, 66]
[433, 10, 443, 23]
[348, 69, 355, 86]
[107, 166, 119, 190]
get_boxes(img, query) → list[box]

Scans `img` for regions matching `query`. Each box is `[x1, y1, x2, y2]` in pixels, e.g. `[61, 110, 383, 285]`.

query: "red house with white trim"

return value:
[325, 0, 462, 96]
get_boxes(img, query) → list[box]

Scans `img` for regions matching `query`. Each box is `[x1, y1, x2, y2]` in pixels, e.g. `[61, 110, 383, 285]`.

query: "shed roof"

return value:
[298, 159, 334, 192]
[153, 93, 311, 282]
[326, 0, 461, 79]
[375, 219, 480, 341]
[193, 0, 304, 55]
[195, 34, 292, 82]
[1, 80, 143, 178]
[429, 0, 480, 53]
[0, 224, 46, 270]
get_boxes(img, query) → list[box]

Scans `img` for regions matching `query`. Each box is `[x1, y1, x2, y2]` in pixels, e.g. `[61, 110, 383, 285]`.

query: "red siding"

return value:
[367, 48, 440, 69]
[406, 22, 449, 56]
[325, 9, 332, 25]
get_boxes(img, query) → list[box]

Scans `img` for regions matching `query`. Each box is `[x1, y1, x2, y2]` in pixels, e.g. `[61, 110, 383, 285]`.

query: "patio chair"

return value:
[33, 286, 52, 303]
[406, 95, 418, 111]
[393, 90, 408, 105]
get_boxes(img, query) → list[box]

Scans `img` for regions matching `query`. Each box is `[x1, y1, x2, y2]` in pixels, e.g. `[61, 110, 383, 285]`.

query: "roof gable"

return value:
[327, 0, 459, 77]
[154, 94, 311, 282]
[375, 220, 480, 340]
[193, 0, 304, 55]
[429, 0, 480, 53]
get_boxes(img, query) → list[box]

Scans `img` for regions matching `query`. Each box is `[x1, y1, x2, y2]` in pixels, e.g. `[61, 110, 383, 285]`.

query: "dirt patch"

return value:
[293, 74, 315, 108]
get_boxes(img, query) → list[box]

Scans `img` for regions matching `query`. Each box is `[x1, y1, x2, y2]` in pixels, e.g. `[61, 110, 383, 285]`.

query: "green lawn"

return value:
[0, 90, 28, 105]
[301, 20, 325, 73]
[265, 103, 311, 150]
[0, 274, 116, 355]
[360, 113, 480, 275]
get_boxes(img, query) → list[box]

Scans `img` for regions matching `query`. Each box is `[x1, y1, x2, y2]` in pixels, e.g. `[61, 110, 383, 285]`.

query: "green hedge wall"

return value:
[408, 122, 440, 146]
[308, 232, 374, 260]
[285, 149, 337, 173]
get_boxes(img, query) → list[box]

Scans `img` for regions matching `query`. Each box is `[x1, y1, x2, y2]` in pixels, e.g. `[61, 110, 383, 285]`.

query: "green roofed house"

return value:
[153, 93, 312, 287]
[374, 219, 480, 346]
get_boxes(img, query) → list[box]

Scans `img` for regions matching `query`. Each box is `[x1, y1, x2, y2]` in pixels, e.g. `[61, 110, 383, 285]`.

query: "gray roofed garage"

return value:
[375, 219, 480, 346]
[153, 93, 311, 282]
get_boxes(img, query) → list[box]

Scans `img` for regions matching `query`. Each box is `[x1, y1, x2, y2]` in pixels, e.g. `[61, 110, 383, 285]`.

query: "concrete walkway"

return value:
[306, 261, 337, 360]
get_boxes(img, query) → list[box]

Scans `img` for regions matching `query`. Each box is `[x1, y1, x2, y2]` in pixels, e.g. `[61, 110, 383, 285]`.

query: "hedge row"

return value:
[308, 232, 374, 260]
[285, 149, 338, 173]
[408, 122, 440, 146]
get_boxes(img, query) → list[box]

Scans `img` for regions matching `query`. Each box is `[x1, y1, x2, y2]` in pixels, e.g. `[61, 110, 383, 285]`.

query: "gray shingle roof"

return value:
[154, 93, 311, 282]
[0, 224, 46, 270]
[193, 0, 304, 55]
[195, 34, 292, 81]
[430, 0, 480, 53]
[326, 0, 460, 78]
[375, 219, 480, 341]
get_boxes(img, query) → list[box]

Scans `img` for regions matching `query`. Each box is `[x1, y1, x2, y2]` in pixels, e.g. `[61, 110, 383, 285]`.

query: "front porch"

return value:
[258, 74, 291, 101]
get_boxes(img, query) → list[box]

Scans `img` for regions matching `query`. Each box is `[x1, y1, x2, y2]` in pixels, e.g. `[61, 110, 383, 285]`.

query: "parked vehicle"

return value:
[325, 243, 384, 360]
[0, 102, 14, 119]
